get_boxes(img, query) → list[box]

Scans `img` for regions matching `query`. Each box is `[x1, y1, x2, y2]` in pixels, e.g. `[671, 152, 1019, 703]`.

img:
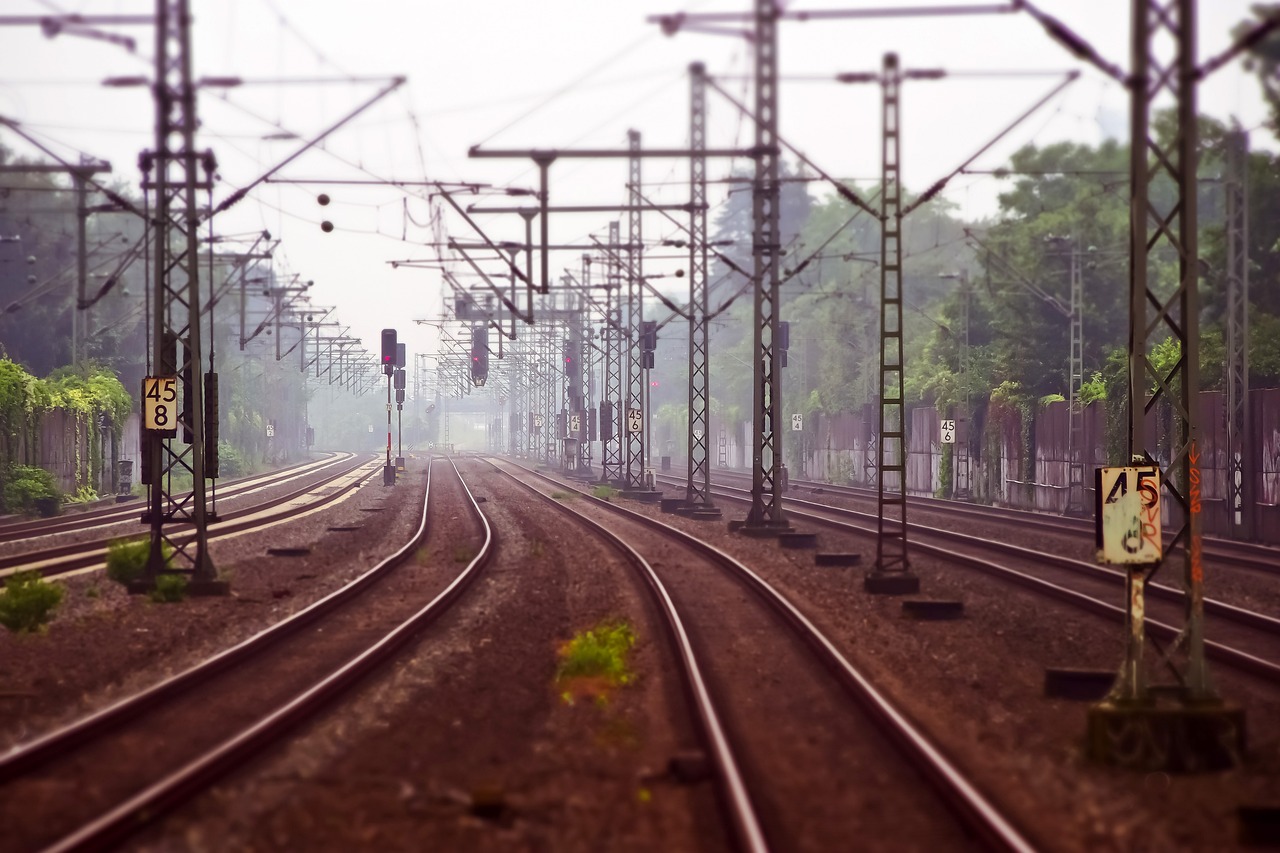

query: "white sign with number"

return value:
[534, 414, 544, 429]
[791, 413, 803, 431]
[266, 424, 275, 438]
[627, 408, 643, 434]
[941, 419, 956, 444]
[569, 413, 582, 435]
[693, 428, 704, 440]
[1097, 466, 1162, 564]
[142, 376, 177, 432]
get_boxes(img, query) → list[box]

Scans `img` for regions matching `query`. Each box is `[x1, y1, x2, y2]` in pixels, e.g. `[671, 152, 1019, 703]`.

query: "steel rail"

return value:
[0, 452, 349, 543]
[0, 454, 376, 579]
[493, 456, 1036, 853]
[0, 453, 353, 545]
[713, 468, 1280, 574]
[695, 479, 1280, 684]
[32, 456, 493, 852]
[476, 457, 767, 853]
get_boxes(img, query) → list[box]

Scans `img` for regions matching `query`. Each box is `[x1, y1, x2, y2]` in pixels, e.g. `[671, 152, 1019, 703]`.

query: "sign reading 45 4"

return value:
[143, 376, 178, 435]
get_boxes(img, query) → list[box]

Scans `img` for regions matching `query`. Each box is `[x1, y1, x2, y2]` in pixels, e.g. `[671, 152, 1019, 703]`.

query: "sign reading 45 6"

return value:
[142, 376, 178, 435]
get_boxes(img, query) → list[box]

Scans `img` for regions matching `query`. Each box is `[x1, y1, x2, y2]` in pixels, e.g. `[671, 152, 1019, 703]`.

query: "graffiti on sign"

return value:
[1095, 465, 1161, 564]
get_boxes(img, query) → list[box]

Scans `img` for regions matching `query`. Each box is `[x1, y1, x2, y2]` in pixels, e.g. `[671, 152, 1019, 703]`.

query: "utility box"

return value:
[116, 460, 134, 501]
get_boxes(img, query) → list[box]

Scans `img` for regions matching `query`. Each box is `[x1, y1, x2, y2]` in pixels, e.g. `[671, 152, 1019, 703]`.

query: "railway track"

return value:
[707, 468, 1280, 576]
[0, 456, 493, 852]
[0, 452, 377, 581]
[0, 453, 352, 545]
[662, 473, 1280, 687]
[482, 456, 1035, 853]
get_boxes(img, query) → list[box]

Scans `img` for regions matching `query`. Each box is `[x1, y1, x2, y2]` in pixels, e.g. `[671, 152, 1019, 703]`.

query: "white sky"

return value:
[0, 1, 1272, 372]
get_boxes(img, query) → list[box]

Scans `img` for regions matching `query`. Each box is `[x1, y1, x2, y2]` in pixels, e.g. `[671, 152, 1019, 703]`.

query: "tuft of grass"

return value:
[591, 485, 619, 501]
[529, 540, 545, 559]
[550, 490, 575, 501]
[148, 573, 188, 603]
[415, 547, 430, 566]
[85, 585, 100, 599]
[0, 570, 64, 633]
[106, 536, 172, 587]
[452, 545, 475, 563]
[557, 620, 636, 687]
[66, 485, 99, 505]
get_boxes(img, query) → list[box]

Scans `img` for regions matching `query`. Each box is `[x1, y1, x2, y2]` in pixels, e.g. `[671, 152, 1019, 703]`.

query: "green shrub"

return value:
[0, 570, 64, 633]
[218, 439, 250, 478]
[3, 465, 61, 516]
[106, 536, 171, 586]
[557, 620, 636, 686]
[149, 573, 188, 603]
[591, 485, 619, 501]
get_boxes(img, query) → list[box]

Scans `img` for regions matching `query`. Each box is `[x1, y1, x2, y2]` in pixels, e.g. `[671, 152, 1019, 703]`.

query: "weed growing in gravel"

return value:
[557, 620, 636, 689]
[591, 485, 618, 501]
[0, 570, 64, 633]
[415, 547, 430, 566]
[452, 545, 474, 563]
[529, 540, 545, 559]
[85, 585, 100, 599]
[105, 536, 172, 587]
[148, 573, 188, 603]
[550, 490, 574, 501]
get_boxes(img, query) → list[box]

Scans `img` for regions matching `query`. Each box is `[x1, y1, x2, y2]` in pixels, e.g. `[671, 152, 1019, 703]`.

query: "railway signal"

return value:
[381, 328, 397, 376]
[471, 324, 489, 386]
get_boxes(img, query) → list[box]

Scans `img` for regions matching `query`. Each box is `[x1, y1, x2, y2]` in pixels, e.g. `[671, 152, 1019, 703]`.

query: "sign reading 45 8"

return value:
[143, 376, 178, 435]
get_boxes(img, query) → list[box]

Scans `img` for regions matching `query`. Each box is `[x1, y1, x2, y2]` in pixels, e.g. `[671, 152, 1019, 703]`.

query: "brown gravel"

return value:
[3, 452, 1277, 852]
[585, 472, 1280, 852]
[0, 452, 406, 752]
[127, 456, 721, 853]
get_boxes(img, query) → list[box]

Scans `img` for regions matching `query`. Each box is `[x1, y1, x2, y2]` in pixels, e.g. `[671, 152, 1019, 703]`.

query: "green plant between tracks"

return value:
[556, 619, 637, 700]
[0, 570, 64, 633]
[106, 536, 173, 587]
[149, 573, 188, 603]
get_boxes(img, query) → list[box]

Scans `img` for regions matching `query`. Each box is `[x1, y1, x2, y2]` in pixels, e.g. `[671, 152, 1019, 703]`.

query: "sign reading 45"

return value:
[1095, 465, 1161, 565]
[142, 376, 178, 435]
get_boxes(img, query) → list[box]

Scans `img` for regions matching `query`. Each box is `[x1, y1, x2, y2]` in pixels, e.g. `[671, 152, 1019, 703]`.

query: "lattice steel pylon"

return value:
[870, 52, 913, 588]
[1088, 1, 1245, 772]
[142, 0, 219, 588]
[624, 131, 647, 490]
[742, 0, 787, 531]
[579, 256, 593, 475]
[601, 221, 625, 484]
[684, 62, 717, 516]
[1066, 238, 1086, 516]
[1224, 128, 1253, 540]
[1122, 0, 1211, 700]
[541, 324, 556, 465]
